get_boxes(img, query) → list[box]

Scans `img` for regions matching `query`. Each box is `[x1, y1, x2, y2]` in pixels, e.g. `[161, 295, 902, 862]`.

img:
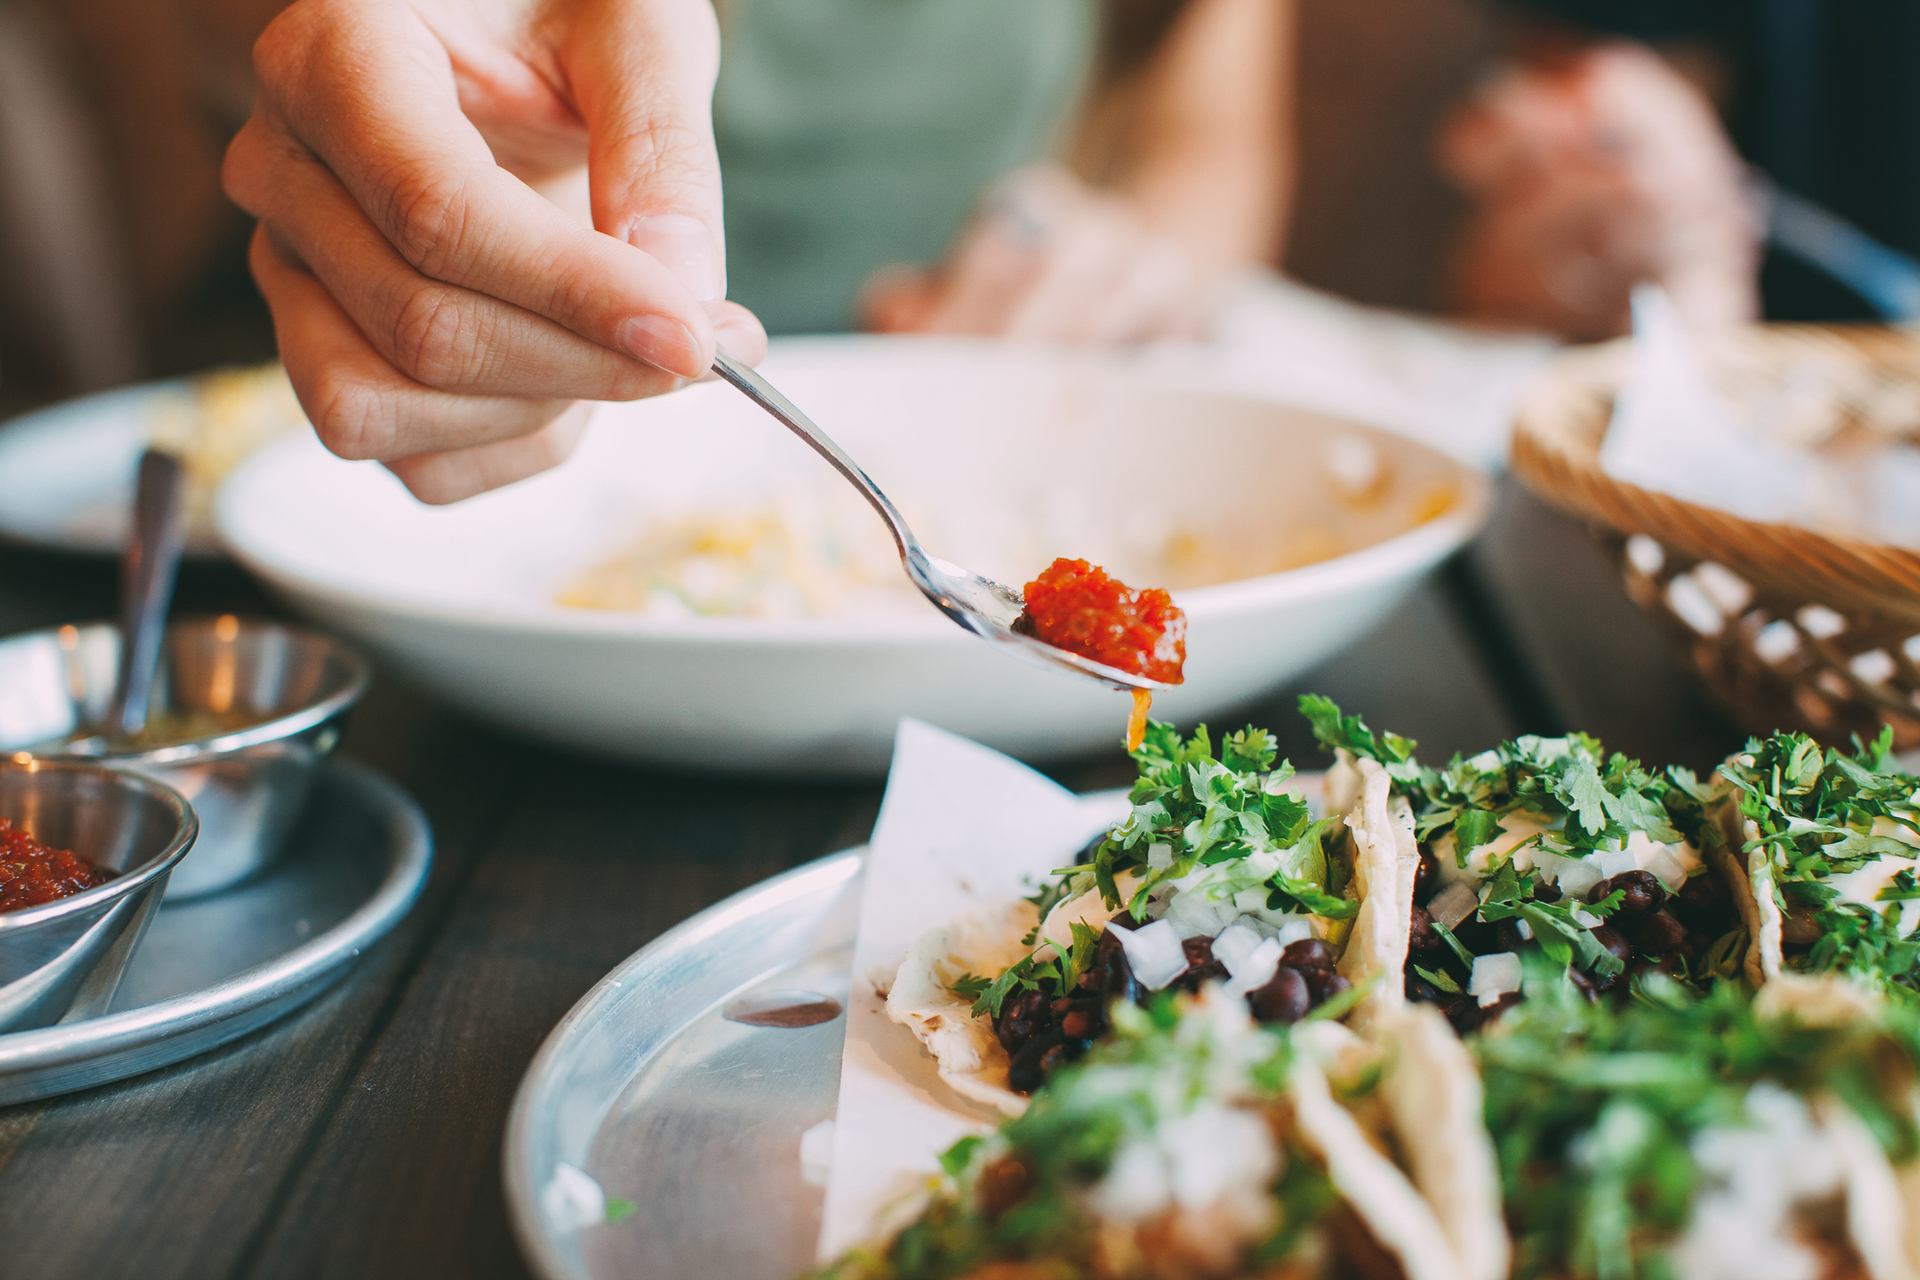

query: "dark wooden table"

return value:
[0, 482, 1743, 1279]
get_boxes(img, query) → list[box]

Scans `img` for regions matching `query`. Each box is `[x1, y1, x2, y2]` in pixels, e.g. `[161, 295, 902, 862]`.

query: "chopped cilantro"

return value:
[1481, 976, 1920, 1280]
[1723, 729, 1920, 999]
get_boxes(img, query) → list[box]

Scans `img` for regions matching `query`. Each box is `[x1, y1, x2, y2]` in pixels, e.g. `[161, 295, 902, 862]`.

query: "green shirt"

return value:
[714, 0, 1098, 335]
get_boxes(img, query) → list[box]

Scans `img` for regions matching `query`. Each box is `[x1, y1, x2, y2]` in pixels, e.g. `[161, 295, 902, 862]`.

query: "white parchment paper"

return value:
[814, 719, 1124, 1261]
[1603, 286, 1920, 548]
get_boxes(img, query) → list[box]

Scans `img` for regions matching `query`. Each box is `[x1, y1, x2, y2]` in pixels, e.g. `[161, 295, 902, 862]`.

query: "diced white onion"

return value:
[1556, 859, 1604, 900]
[1593, 848, 1639, 879]
[1107, 918, 1189, 991]
[1211, 923, 1266, 975]
[1642, 845, 1690, 893]
[1535, 849, 1604, 900]
[1269, 917, 1315, 946]
[1233, 887, 1270, 915]
[1224, 940, 1284, 996]
[1469, 952, 1523, 1006]
[1164, 891, 1232, 940]
[1570, 906, 1603, 929]
[1515, 919, 1534, 941]
[1427, 882, 1479, 930]
[1147, 842, 1174, 872]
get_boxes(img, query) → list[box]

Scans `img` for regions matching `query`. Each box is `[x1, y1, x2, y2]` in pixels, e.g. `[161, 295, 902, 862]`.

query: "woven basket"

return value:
[1510, 324, 1920, 750]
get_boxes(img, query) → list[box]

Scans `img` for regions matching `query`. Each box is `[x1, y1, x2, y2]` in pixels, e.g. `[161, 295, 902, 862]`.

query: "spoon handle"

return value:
[711, 354, 916, 558]
[109, 449, 189, 738]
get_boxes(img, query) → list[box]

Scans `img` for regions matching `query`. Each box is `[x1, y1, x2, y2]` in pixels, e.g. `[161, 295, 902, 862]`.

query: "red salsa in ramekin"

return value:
[0, 818, 114, 912]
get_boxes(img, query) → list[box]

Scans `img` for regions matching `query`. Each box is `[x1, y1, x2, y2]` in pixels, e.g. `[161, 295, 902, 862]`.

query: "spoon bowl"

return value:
[712, 355, 1169, 694]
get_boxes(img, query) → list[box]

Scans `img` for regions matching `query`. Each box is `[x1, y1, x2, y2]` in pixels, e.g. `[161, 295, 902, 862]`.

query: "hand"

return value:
[223, 0, 767, 502]
[859, 167, 1217, 344]
[1437, 44, 1759, 340]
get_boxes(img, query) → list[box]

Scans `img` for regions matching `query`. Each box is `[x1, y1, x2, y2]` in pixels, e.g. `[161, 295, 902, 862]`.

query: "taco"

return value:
[886, 721, 1389, 1109]
[1475, 969, 1920, 1280]
[815, 992, 1492, 1280]
[1302, 696, 1745, 1031]
[1717, 728, 1920, 998]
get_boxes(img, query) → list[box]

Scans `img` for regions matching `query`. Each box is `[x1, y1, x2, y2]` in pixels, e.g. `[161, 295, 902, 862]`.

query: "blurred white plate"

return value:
[0, 366, 298, 559]
[217, 338, 1492, 772]
[0, 381, 211, 556]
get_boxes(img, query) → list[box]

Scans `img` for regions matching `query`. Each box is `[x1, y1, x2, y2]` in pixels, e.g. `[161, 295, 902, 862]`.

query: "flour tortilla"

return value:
[1334, 755, 1418, 1027]
[1712, 803, 1785, 986]
[1369, 1005, 1510, 1280]
[1759, 972, 1920, 1280]
[1288, 1053, 1473, 1280]
[883, 901, 1038, 1117]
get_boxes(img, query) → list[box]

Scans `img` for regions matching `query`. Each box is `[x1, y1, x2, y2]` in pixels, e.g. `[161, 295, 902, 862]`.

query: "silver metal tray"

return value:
[0, 758, 432, 1104]
[506, 850, 862, 1280]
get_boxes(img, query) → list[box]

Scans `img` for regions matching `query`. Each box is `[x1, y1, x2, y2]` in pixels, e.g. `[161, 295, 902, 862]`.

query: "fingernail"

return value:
[628, 213, 725, 302]
[617, 314, 705, 379]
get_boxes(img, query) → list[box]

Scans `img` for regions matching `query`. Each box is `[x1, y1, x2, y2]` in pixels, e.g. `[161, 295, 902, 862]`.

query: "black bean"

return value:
[1493, 920, 1528, 952]
[1281, 938, 1335, 972]
[1672, 873, 1735, 933]
[1249, 966, 1311, 1023]
[1590, 870, 1662, 915]
[995, 989, 1049, 1052]
[1035, 1042, 1074, 1082]
[1305, 967, 1351, 1005]
[1581, 925, 1634, 993]
[1628, 909, 1688, 956]
[1175, 935, 1229, 991]
[1094, 930, 1142, 1003]
[1533, 880, 1563, 903]
[1449, 991, 1520, 1032]
[1007, 1034, 1061, 1093]
[975, 1156, 1032, 1219]
[1591, 924, 1634, 968]
[1413, 845, 1439, 898]
[1406, 971, 1447, 1003]
[1059, 1009, 1095, 1039]
[1408, 904, 1442, 958]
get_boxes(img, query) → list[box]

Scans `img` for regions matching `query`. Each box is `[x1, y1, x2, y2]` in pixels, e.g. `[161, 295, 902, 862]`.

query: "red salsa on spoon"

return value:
[0, 819, 113, 912]
[1017, 558, 1187, 750]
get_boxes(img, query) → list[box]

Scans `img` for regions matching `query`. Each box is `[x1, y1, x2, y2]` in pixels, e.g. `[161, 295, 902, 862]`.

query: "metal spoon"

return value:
[711, 354, 1167, 694]
[104, 449, 190, 740]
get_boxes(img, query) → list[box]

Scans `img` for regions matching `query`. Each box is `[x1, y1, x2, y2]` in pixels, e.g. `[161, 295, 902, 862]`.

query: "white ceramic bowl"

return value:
[217, 339, 1490, 773]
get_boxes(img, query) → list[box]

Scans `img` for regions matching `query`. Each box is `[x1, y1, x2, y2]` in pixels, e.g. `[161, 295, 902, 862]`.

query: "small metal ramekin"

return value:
[0, 759, 197, 1031]
[0, 617, 369, 897]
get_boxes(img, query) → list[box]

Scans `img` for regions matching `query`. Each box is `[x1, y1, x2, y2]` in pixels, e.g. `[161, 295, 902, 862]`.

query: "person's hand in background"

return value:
[860, 0, 1291, 346]
[1438, 43, 1760, 340]
[859, 166, 1218, 344]
[222, 0, 766, 503]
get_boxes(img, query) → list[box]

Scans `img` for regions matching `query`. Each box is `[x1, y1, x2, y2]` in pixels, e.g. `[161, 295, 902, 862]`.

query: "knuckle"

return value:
[383, 167, 472, 278]
[389, 286, 476, 387]
[611, 116, 715, 201]
[540, 261, 603, 333]
[249, 15, 301, 89]
[305, 369, 391, 461]
[219, 125, 262, 212]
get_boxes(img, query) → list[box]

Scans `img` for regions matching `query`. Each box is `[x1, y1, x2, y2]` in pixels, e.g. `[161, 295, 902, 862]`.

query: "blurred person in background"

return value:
[3, 0, 1289, 501]
[1438, 0, 1920, 339]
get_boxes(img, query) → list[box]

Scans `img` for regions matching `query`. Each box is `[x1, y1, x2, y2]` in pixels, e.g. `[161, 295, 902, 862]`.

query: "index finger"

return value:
[252, 0, 714, 378]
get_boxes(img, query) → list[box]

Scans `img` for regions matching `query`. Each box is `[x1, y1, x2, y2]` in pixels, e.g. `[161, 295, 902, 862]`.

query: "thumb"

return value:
[567, 0, 728, 305]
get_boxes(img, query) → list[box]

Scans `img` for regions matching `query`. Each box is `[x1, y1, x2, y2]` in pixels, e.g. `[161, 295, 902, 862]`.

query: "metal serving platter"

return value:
[506, 850, 862, 1280]
[0, 758, 431, 1104]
